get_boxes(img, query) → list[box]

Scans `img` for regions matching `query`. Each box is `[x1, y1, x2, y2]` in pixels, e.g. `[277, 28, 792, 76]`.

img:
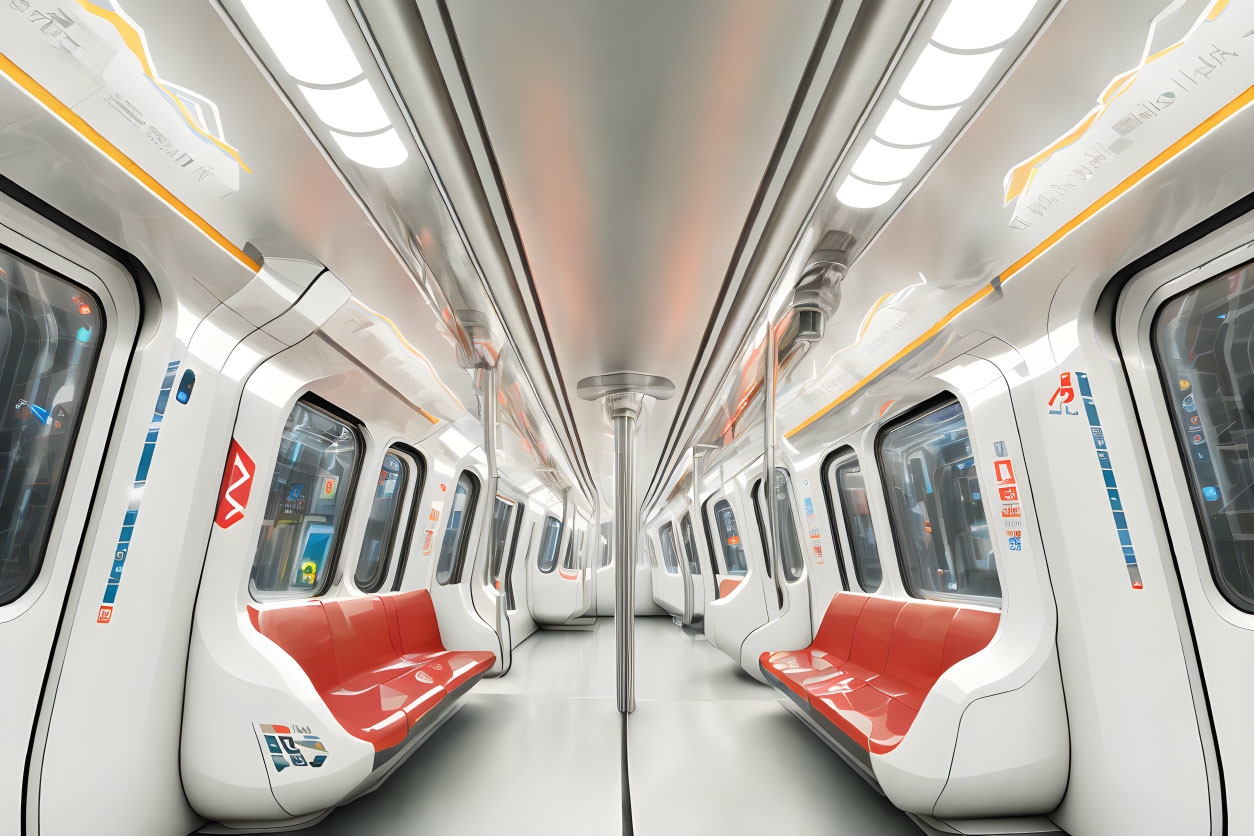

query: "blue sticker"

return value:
[1203, 486, 1220, 501]
[1075, 373, 1142, 589]
[96, 360, 180, 622]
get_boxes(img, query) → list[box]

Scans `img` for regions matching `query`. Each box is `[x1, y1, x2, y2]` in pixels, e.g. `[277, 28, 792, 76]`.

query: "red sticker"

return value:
[993, 458, 1016, 485]
[96, 605, 113, 624]
[999, 486, 1019, 501]
[214, 439, 256, 528]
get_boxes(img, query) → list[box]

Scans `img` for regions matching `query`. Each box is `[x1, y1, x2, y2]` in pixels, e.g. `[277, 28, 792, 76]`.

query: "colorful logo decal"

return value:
[257, 724, 327, 772]
[1048, 372, 1080, 416]
[214, 439, 255, 528]
[97, 359, 179, 623]
[320, 476, 338, 500]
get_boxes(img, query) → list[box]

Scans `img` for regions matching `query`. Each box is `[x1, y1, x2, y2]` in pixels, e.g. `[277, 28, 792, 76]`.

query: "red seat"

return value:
[382, 591, 495, 692]
[251, 589, 495, 753]
[760, 592, 998, 754]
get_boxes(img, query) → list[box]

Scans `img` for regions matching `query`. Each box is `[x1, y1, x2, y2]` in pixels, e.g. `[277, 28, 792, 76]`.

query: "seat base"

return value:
[764, 657, 877, 778]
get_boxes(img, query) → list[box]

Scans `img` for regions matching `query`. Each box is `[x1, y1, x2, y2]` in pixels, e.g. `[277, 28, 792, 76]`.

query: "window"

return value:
[879, 398, 1000, 603]
[504, 503, 526, 609]
[751, 482, 773, 578]
[487, 497, 516, 585]
[536, 514, 563, 573]
[1155, 261, 1254, 611]
[679, 513, 701, 575]
[700, 497, 723, 585]
[354, 451, 412, 593]
[251, 398, 360, 599]
[435, 471, 480, 585]
[598, 521, 612, 567]
[563, 526, 584, 571]
[0, 249, 105, 606]
[831, 454, 882, 592]
[658, 522, 680, 574]
[711, 499, 748, 575]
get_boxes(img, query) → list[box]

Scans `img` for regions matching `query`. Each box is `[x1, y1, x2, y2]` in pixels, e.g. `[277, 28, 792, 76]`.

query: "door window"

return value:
[435, 471, 479, 585]
[712, 499, 748, 575]
[0, 250, 106, 606]
[537, 515, 563, 573]
[658, 522, 680, 574]
[1154, 261, 1254, 611]
[679, 513, 701, 575]
[354, 451, 411, 592]
[831, 454, 882, 592]
[487, 497, 515, 585]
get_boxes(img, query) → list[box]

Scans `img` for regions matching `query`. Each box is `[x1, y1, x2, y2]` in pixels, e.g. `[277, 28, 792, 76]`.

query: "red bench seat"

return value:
[250, 589, 495, 755]
[761, 593, 998, 756]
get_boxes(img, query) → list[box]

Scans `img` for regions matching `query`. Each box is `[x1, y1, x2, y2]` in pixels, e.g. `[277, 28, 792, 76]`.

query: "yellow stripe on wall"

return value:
[786, 83, 1254, 439]
[0, 52, 261, 273]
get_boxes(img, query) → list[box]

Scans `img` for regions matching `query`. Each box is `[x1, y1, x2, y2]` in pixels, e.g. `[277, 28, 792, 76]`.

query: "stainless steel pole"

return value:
[612, 399, 638, 713]
[764, 324, 785, 613]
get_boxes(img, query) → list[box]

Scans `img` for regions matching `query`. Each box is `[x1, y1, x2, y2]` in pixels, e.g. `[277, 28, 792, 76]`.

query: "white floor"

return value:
[297, 618, 919, 835]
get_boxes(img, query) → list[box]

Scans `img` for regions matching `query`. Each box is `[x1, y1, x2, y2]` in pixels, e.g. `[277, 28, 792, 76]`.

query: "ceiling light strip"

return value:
[786, 82, 1254, 439]
[0, 52, 260, 273]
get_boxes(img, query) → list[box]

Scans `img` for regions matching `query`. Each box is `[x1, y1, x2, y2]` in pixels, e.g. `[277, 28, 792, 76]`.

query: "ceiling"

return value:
[443, 0, 831, 490]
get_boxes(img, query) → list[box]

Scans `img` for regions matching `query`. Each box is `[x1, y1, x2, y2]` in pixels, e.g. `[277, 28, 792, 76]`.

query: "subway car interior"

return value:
[3, 1, 1254, 834]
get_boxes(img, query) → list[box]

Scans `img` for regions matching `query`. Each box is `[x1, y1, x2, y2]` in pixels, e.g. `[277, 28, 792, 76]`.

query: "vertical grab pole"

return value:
[482, 366, 512, 676]
[611, 397, 638, 713]
[577, 373, 674, 716]
[764, 322, 786, 614]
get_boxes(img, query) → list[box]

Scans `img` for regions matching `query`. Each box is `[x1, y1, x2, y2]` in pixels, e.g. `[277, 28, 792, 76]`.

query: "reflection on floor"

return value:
[295, 618, 919, 835]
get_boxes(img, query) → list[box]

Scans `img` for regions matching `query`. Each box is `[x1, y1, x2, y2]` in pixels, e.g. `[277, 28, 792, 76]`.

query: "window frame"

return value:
[1149, 255, 1254, 614]
[658, 521, 681, 575]
[503, 501, 526, 609]
[536, 514, 564, 574]
[487, 493, 519, 587]
[750, 480, 774, 579]
[875, 393, 1001, 606]
[435, 469, 481, 586]
[0, 245, 110, 607]
[678, 512, 701, 576]
[354, 444, 425, 594]
[250, 394, 365, 601]
[700, 495, 724, 593]
[710, 497, 749, 576]
[822, 447, 882, 593]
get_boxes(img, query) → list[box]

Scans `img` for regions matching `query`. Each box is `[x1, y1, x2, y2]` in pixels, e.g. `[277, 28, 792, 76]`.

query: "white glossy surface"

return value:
[296, 618, 917, 834]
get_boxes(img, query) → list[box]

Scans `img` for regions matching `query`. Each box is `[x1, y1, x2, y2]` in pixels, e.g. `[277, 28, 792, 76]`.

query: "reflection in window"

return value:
[833, 456, 882, 592]
[0, 250, 104, 606]
[679, 513, 701, 575]
[880, 399, 999, 602]
[753, 470, 805, 582]
[1156, 262, 1254, 611]
[251, 400, 359, 599]
[659, 522, 680, 574]
[487, 497, 515, 586]
[712, 499, 748, 575]
[563, 527, 584, 571]
[354, 452, 410, 593]
[599, 521, 612, 567]
[504, 503, 525, 609]
[537, 515, 563, 573]
[435, 471, 479, 585]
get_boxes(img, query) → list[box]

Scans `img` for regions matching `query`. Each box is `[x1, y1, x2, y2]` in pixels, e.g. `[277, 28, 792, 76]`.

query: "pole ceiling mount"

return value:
[575, 371, 676, 401]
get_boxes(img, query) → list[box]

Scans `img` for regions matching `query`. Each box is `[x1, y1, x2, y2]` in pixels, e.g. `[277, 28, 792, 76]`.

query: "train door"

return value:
[740, 467, 814, 675]
[528, 502, 585, 623]
[594, 518, 614, 615]
[677, 511, 707, 622]
[469, 489, 518, 626]
[702, 484, 769, 666]
[652, 518, 686, 617]
[1119, 229, 1254, 833]
[0, 211, 139, 831]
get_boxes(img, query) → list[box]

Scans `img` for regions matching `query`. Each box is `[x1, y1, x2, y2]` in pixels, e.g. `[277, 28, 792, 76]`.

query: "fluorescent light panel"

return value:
[899, 45, 1002, 107]
[932, 0, 1040, 51]
[836, 176, 901, 209]
[299, 78, 390, 134]
[874, 99, 959, 146]
[851, 139, 931, 183]
[240, 0, 362, 85]
[331, 128, 409, 169]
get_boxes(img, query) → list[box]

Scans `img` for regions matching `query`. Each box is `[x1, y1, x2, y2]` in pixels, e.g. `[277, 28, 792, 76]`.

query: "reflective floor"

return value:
[296, 618, 919, 835]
